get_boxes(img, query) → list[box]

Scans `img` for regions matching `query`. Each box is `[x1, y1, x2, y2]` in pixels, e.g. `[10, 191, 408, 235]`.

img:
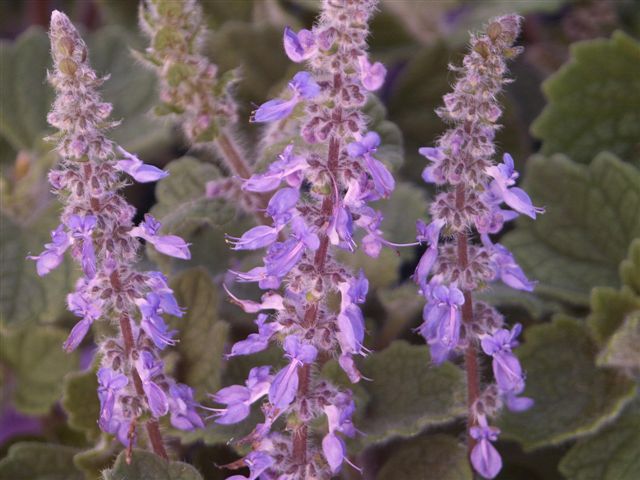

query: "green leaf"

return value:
[503, 153, 640, 305]
[620, 238, 640, 295]
[499, 316, 636, 450]
[0, 442, 83, 480]
[559, 399, 640, 480]
[363, 95, 405, 171]
[0, 324, 79, 415]
[376, 434, 472, 480]
[168, 268, 230, 399]
[0, 209, 77, 327]
[532, 32, 640, 166]
[73, 437, 120, 480]
[0, 28, 52, 151]
[0, 27, 170, 156]
[61, 366, 101, 440]
[103, 449, 203, 480]
[375, 283, 423, 347]
[597, 311, 640, 371]
[148, 157, 235, 273]
[327, 341, 466, 447]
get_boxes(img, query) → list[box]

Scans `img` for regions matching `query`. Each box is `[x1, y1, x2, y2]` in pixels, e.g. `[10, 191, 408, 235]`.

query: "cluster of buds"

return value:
[413, 15, 542, 479]
[30, 11, 201, 454]
[207, 0, 396, 478]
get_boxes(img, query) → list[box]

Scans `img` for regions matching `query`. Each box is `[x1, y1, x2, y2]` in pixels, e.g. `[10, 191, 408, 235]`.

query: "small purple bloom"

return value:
[470, 417, 502, 479]
[130, 214, 191, 260]
[283, 26, 316, 62]
[227, 314, 281, 357]
[243, 144, 307, 192]
[227, 451, 274, 480]
[323, 433, 347, 474]
[135, 351, 169, 417]
[419, 283, 464, 364]
[67, 214, 97, 278]
[268, 336, 317, 409]
[483, 238, 536, 291]
[168, 383, 204, 430]
[347, 132, 395, 197]
[328, 203, 355, 250]
[226, 225, 281, 251]
[414, 219, 445, 289]
[486, 154, 544, 219]
[266, 187, 300, 225]
[115, 147, 168, 183]
[358, 55, 386, 91]
[63, 289, 102, 351]
[97, 367, 128, 432]
[28, 224, 72, 276]
[252, 71, 320, 123]
[481, 324, 526, 395]
[211, 366, 271, 424]
[224, 286, 284, 314]
[138, 293, 177, 349]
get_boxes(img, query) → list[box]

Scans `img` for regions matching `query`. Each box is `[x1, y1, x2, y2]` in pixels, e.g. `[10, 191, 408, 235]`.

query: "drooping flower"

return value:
[252, 71, 320, 123]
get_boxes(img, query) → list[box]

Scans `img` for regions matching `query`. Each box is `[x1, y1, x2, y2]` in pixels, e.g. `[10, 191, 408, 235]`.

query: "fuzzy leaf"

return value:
[0, 212, 77, 325]
[532, 32, 640, 166]
[327, 341, 465, 447]
[503, 153, 640, 305]
[586, 286, 640, 344]
[559, 399, 640, 480]
[499, 316, 636, 450]
[61, 366, 101, 440]
[597, 311, 640, 371]
[0, 324, 79, 415]
[620, 238, 640, 295]
[376, 434, 472, 480]
[73, 438, 120, 480]
[103, 449, 203, 480]
[0, 442, 83, 480]
[168, 268, 230, 399]
[0, 27, 169, 155]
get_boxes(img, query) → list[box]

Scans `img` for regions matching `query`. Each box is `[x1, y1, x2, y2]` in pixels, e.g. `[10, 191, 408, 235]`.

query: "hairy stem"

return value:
[118, 313, 168, 460]
[292, 135, 341, 466]
[455, 184, 480, 454]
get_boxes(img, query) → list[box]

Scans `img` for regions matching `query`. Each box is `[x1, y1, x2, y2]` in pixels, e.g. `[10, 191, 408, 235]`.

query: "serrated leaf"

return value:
[620, 238, 640, 295]
[103, 449, 203, 480]
[168, 268, 230, 399]
[532, 32, 640, 166]
[327, 341, 465, 447]
[559, 399, 640, 480]
[499, 316, 636, 450]
[597, 311, 640, 371]
[0, 324, 79, 415]
[376, 434, 472, 480]
[73, 437, 120, 480]
[0, 28, 52, 151]
[0, 26, 170, 156]
[61, 366, 101, 440]
[503, 153, 640, 305]
[0, 442, 83, 480]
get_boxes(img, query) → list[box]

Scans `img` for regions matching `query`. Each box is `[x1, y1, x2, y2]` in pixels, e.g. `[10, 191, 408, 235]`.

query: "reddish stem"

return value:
[292, 135, 341, 466]
[455, 184, 481, 454]
[118, 313, 168, 460]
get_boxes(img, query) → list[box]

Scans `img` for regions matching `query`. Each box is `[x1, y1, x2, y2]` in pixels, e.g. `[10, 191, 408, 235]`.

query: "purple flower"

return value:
[322, 393, 358, 473]
[418, 146, 445, 184]
[130, 214, 191, 260]
[211, 366, 272, 424]
[226, 225, 281, 251]
[328, 203, 355, 250]
[413, 219, 445, 289]
[67, 214, 97, 278]
[224, 286, 284, 314]
[252, 71, 320, 123]
[135, 351, 169, 417]
[283, 26, 316, 62]
[227, 451, 274, 480]
[63, 289, 102, 352]
[28, 224, 72, 276]
[481, 324, 526, 395]
[97, 367, 128, 433]
[115, 147, 168, 183]
[419, 283, 465, 364]
[145, 271, 185, 317]
[268, 336, 317, 409]
[486, 154, 544, 219]
[138, 293, 177, 349]
[242, 144, 307, 192]
[168, 384, 204, 430]
[470, 416, 502, 479]
[358, 55, 386, 91]
[347, 132, 395, 198]
[266, 187, 300, 225]
[482, 237, 536, 291]
[227, 314, 281, 357]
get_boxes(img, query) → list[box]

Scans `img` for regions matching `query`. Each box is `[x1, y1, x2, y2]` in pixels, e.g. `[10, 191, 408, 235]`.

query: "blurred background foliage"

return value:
[0, 0, 639, 479]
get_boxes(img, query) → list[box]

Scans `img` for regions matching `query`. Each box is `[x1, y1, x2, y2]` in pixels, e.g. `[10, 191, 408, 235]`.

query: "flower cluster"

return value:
[30, 11, 201, 453]
[413, 15, 542, 479]
[209, 0, 393, 477]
